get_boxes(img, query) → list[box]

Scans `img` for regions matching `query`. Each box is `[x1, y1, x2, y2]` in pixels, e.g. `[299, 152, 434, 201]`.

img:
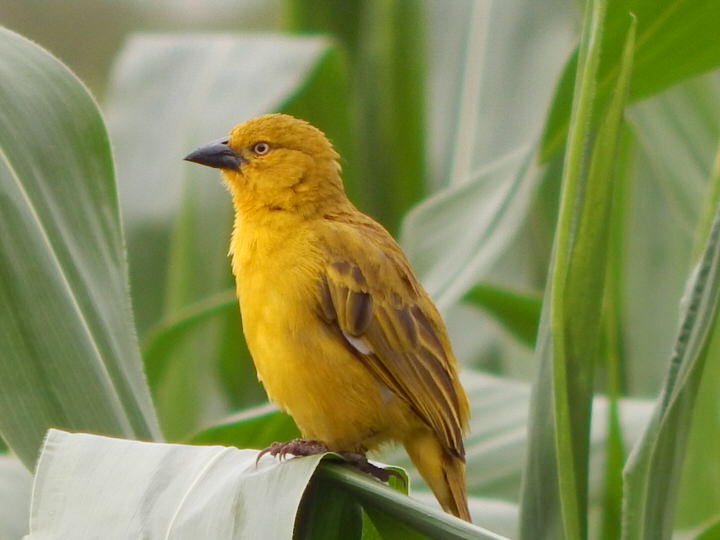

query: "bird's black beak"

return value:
[184, 137, 245, 170]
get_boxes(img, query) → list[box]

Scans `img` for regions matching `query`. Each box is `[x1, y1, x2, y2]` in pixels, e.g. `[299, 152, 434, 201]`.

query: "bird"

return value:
[184, 113, 471, 521]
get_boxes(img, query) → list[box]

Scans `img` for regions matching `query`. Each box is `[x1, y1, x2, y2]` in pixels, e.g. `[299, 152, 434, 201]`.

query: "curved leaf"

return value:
[401, 146, 537, 311]
[0, 27, 160, 469]
[29, 429, 324, 539]
[29, 430, 496, 539]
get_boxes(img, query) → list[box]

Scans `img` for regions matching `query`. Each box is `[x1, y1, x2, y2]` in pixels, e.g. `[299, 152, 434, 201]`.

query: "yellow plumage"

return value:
[185, 113, 471, 521]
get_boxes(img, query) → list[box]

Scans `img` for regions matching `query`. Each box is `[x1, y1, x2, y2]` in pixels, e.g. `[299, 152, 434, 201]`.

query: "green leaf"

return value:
[396, 494, 520, 540]
[28, 429, 325, 539]
[519, 4, 635, 539]
[541, 0, 720, 159]
[598, 127, 632, 540]
[29, 430, 500, 539]
[401, 147, 537, 311]
[622, 175, 720, 538]
[0, 455, 31, 539]
[188, 403, 300, 448]
[105, 34, 347, 438]
[673, 146, 720, 532]
[318, 464, 507, 540]
[674, 320, 720, 532]
[295, 475, 364, 540]
[463, 283, 542, 347]
[0, 27, 160, 469]
[362, 505, 430, 540]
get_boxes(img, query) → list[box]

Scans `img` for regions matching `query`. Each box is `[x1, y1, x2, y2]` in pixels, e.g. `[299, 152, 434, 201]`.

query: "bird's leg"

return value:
[256, 441, 403, 486]
[338, 452, 405, 484]
[256, 438, 328, 464]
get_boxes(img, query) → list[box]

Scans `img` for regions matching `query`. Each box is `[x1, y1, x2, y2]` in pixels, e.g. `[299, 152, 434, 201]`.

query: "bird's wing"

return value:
[317, 224, 468, 457]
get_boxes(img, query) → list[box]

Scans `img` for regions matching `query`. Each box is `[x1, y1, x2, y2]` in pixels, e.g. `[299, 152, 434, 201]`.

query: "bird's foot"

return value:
[256, 438, 328, 464]
[256, 440, 402, 485]
[339, 452, 404, 484]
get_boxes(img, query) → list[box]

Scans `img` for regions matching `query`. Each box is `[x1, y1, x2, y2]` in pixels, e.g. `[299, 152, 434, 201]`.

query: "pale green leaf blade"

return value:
[0, 27, 160, 469]
[519, 5, 635, 538]
[674, 317, 720, 533]
[622, 188, 720, 539]
[0, 455, 31, 539]
[434, 0, 574, 188]
[521, 1, 610, 536]
[28, 429, 324, 539]
[27, 430, 502, 539]
[672, 146, 720, 532]
[401, 147, 537, 311]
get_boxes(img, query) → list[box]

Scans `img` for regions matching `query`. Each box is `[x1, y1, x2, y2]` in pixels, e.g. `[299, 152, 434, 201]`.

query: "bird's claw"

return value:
[339, 452, 405, 484]
[256, 439, 329, 465]
[256, 441, 402, 486]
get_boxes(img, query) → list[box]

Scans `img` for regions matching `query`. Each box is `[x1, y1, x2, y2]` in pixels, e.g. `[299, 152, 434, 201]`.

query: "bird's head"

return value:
[184, 114, 345, 214]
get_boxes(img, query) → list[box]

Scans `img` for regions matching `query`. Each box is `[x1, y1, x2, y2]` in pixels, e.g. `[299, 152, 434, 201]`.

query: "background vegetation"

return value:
[1, 0, 719, 538]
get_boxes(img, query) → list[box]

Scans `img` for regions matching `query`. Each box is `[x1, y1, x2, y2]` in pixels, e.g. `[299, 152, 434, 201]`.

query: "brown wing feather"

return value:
[318, 224, 469, 458]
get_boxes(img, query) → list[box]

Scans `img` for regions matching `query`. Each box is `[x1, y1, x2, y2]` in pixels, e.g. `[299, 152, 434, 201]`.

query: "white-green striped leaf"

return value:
[0, 27, 160, 469]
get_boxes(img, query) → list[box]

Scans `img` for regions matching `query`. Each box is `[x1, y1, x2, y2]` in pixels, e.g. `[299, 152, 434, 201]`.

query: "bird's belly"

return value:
[241, 292, 413, 451]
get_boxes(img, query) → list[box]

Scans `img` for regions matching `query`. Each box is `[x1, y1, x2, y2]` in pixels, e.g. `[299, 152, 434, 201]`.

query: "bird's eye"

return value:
[252, 142, 270, 156]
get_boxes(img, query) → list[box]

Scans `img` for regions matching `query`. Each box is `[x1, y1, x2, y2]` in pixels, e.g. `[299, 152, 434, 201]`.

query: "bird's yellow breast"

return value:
[230, 217, 415, 451]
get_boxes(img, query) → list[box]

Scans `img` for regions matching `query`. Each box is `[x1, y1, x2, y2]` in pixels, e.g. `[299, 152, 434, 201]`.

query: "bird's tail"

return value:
[404, 429, 471, 522]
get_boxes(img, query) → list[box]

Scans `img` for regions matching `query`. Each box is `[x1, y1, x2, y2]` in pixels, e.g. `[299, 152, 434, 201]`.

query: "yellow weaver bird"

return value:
[185, 114, 471, 521]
